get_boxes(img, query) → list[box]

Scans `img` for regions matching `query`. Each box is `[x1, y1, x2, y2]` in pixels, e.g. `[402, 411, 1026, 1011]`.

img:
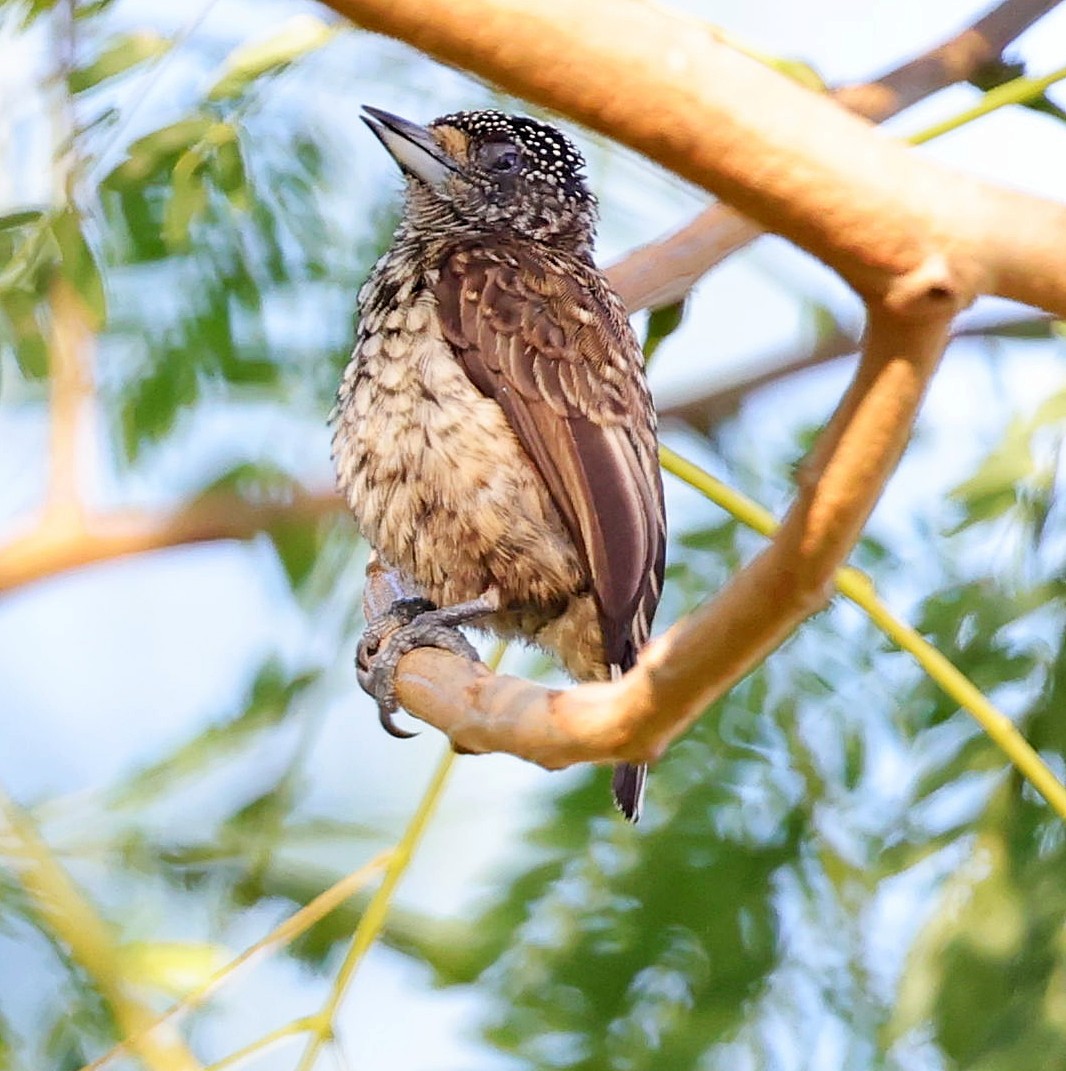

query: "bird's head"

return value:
[362, 106, 598, 254]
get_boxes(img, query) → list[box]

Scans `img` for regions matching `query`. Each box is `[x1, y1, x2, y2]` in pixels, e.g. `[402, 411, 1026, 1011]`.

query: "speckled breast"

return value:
[332, 280, 587, 617]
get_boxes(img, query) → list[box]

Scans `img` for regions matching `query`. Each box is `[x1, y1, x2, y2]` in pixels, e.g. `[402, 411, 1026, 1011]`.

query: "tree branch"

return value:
[658, 311, 1058, 432]
[320, 0, 1065, 769]
[0, 492, 343, 594]
[832, 0, 1061, 122]
[608, 0, 1063, 311]
[384, 312, 951, 765]
[1, 0, 1057, 600]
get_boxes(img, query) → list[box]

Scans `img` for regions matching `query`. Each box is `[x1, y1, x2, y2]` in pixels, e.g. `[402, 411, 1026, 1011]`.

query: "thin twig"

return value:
[0, 788, 202, 1071]
[77, 853, 391, 1071]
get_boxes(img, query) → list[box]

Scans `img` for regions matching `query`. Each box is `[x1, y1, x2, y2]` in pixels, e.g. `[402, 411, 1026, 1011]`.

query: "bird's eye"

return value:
[481, 142, 522, 175]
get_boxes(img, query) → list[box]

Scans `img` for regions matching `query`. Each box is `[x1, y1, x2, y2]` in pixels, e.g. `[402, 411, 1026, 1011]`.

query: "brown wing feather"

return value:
[434, 244, 664, 671]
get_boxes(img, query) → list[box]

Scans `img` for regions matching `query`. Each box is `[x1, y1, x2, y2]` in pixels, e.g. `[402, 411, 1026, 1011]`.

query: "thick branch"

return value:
[0, 492, 343, 594]
[607, 0, 1062, 311]
[2, 0, 1057, 599]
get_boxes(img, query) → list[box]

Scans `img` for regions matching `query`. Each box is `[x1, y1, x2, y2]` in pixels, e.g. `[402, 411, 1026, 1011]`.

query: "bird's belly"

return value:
[335, 327, 587, 618]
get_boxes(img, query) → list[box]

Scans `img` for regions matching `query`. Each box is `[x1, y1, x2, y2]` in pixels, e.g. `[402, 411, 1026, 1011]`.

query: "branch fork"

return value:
[336, 0, 1066, 773]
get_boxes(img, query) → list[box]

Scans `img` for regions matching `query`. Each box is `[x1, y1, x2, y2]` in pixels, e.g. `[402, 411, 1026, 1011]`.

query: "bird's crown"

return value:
[429, 110, 591, 203]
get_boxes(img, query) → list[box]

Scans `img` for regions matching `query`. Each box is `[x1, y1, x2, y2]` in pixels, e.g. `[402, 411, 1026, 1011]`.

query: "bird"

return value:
[331, 106, 666, 821]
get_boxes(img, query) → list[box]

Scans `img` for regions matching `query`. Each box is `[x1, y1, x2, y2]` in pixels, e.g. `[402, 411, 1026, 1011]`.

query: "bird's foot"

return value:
[357, 594, 495, 737]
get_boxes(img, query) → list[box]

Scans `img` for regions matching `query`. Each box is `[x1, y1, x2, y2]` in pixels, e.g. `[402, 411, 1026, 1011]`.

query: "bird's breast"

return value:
[332, 290, 586, 616]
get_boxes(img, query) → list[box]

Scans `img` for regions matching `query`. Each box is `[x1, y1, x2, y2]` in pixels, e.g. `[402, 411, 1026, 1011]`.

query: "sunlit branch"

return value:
[607, 0, 1065, 312]
[0, 492, 343, 594]
[2, 0, 1060, 598]
[379, 310, 955, 768]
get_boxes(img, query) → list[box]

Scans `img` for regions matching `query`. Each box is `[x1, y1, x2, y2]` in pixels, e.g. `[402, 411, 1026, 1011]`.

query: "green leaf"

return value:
[210, 133, 250, 210]
[0, 287, 49, 378]
[271, 517, 322, 589]
[161, 147, 208, 249]
[0, 216, 53, 293]
[68, 31, 171, 94]
[642, 299, 685, 364]
[103, 117, 215, 188]
[206, 16, 341, 101]
[120, 344, 199, 457]
[48, 207, 107, 328]
[1030, 388, 1066, 430]
[0, 208, 46, 231]
[948, 418, 1034, 533]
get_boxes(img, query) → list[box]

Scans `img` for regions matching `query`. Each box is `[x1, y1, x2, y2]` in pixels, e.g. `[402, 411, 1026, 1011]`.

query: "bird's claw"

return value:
[356, 598, 480, 738]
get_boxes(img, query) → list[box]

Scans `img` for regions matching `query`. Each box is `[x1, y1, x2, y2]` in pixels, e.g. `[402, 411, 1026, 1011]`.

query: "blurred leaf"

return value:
[0, 1017, 10, 1070]
[271, 517, 323, 589]
[949, 430, 1033, 503]
[0, 287, 49, 378]
[0, 208, 46, 231]
[210, 133, 250, 210]
[118, 941, 226, 996]
[196, 460, 304, 503]
[120, 341, 199, 456]
[207, 16, 340, 101]
[676, 520, 736, 553]
[48, 207, 106, 327]
[68, 31, 171, 94]
[414, 683, 802, 1068]
[161, 147, 208, 249]
[0, 215, 53, 293]
[103, 117, 215, 188]
[895, 798, 1066, 1070]
[1031, 387, 1066, 429]
[947, 417, 1034, 534]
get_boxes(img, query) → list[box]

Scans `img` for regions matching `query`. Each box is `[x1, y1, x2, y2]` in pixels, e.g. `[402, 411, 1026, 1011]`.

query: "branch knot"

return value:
[882, 253, 971, 319]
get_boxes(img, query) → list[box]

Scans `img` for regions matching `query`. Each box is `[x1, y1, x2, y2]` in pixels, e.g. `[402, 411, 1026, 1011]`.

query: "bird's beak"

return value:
[362, 106, 459, 187]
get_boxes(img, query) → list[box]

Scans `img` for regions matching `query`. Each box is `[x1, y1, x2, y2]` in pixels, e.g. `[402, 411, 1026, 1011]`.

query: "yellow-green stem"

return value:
[203, 1017, 318, 1071]
[0, 789, 202, 1071]
[659, 444, 1066, 823]
[78, 852, 391, 1071]
[909, 64, 1066, 144]
[294, 641, 508, 1071]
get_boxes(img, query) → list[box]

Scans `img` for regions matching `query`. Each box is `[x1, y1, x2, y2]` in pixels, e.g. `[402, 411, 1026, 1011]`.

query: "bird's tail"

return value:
[612, 761, 647, 822]
[609, 662, 647, 822]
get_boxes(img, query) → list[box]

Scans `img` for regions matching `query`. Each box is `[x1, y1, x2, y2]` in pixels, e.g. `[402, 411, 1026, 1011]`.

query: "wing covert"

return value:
[434, 244, 664, 668]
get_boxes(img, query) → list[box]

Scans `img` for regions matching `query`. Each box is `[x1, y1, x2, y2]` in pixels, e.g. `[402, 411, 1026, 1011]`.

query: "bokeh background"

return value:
[2, 1, 1066, 1068]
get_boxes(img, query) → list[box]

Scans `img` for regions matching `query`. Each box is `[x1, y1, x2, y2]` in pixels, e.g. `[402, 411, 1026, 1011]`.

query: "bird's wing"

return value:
[434, 245, 664, 668]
